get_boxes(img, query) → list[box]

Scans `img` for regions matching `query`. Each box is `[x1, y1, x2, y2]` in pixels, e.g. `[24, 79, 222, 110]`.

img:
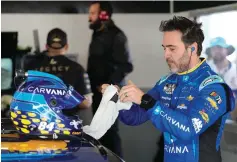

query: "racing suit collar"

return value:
[177, 58, 206, 75]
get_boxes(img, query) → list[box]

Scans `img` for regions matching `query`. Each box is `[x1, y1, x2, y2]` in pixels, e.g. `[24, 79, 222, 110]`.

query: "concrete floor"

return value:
[119, 120, 161, 162]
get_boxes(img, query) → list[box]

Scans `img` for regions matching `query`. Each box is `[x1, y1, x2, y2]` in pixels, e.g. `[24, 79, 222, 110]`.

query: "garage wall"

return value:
[1, 13, 188, 88]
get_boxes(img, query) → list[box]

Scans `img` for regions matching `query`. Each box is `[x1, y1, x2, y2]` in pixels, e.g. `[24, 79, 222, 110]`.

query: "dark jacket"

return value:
[23, 54, 91, 96]
[87, 20, 133, 91]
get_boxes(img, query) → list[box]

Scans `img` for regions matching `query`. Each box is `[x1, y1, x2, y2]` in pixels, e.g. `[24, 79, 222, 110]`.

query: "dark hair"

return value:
[91, 1, 113, 18]
[159, 16, 204, 55]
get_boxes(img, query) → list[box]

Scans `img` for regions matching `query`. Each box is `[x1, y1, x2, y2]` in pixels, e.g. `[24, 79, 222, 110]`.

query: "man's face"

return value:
[210, 46, 228, 62]
[46, 44, 68, 55]
[88, 3, 100, 29]
[162, 30, 191, 73]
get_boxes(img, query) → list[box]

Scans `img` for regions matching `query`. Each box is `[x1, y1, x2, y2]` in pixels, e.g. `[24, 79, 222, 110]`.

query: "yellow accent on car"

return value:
[32, 118, 40, 123]
[21, 128, 30, 134]
[41, 130, 49, 134]
[16, 111, 21, 114]
[21, 115, 27, 119]
[57, 124, 65, 128]
[21, 119, 31, 125]
[63, 130, 70, 135]
[28, 112, 37, 117]
[13, 121, 19, 125]
[56, 119, 61, 123]
[54, 130, 60, 133]
[11, 112, 17, 118]
[41, 117, 47, 121]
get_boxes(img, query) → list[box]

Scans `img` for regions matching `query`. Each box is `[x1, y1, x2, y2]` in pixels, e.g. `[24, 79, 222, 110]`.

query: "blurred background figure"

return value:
[1, 55, 13, 91]
[1, 61, 13, 117]
[206, 37, 237, 120]
[24, 28, 93, 112]
[87, 1, 133, 157]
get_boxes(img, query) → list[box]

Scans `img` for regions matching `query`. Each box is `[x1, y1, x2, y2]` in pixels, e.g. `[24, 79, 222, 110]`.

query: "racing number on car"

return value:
[38, 122, 55, 131]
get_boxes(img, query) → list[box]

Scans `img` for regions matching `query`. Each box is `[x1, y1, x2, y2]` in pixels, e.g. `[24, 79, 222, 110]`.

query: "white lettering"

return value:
[176, 146, 181, 153]
[161, 96, 171, 100]
[164, 145, 189, 154]
[65, 66, 70, 71]
[160, 111, 165, 117]
[158, 110, 190, 132]
[183, 146, 189, 153]
[34, 87, 39, 93]
[164, 145, 168, 152]
[51, 89, 57, 95]
[175, 122, 180, 128]
[185, 127, 190, 132]
[28, 86, 34, 92]
[172, 119, 176, 125]
[171, 147, 175, 153]
[58, 66, 63, 71]
[27, 86, 66, 96]
[180, 125, 186, 131]
[46, 88, 51, 94]
[57, 89, 63, 95]
[40, 88, 45, 94]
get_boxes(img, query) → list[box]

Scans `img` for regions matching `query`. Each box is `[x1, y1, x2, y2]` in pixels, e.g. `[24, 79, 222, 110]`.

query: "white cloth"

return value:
[82, 85, 132, 139]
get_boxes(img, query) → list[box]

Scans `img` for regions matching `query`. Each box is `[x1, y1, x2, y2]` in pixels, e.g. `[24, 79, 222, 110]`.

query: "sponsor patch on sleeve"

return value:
[199, 75, 224, 91]
[192, 118, 203, 133]
[210, 91, 222, 104]
[199, 109, 209, 123]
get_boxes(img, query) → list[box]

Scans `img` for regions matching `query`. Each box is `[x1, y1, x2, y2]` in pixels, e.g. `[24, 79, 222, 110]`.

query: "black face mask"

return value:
[89, 18, 102, 30]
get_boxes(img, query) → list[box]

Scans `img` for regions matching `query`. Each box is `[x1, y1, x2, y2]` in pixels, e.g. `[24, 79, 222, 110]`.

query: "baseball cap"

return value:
[47, 28, 67, 49]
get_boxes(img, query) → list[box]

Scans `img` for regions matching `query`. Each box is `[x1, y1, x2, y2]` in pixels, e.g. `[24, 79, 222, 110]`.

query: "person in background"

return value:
[87, 1, 133, 157]
[206, 37, 237, 121]
[24, 28, 93, 112]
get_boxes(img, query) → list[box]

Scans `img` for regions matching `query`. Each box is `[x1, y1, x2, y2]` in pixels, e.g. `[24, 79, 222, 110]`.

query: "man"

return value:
[24, 28, 92, 110]
[87, 1, 133, 157]
[206, 37, 237, 121]
[102, 16, 235, 162]
[206, 37, 237, 93]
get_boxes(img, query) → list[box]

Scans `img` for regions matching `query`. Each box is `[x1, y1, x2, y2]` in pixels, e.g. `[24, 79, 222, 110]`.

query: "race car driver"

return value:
[101, 16, 235, 162]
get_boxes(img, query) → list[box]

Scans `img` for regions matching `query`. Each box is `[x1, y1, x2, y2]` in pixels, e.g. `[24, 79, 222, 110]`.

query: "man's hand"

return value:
[119, 80, 144, 105]
[100, 84, 120, 94]
[78, 93, 93, 109]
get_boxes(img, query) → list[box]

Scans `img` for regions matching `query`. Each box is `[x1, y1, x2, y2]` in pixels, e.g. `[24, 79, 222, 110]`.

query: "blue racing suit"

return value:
[119, 58, 235, 162]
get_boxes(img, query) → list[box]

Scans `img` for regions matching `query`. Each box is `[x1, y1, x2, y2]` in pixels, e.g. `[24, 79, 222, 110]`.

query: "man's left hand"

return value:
[119, 80, 144, 105]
